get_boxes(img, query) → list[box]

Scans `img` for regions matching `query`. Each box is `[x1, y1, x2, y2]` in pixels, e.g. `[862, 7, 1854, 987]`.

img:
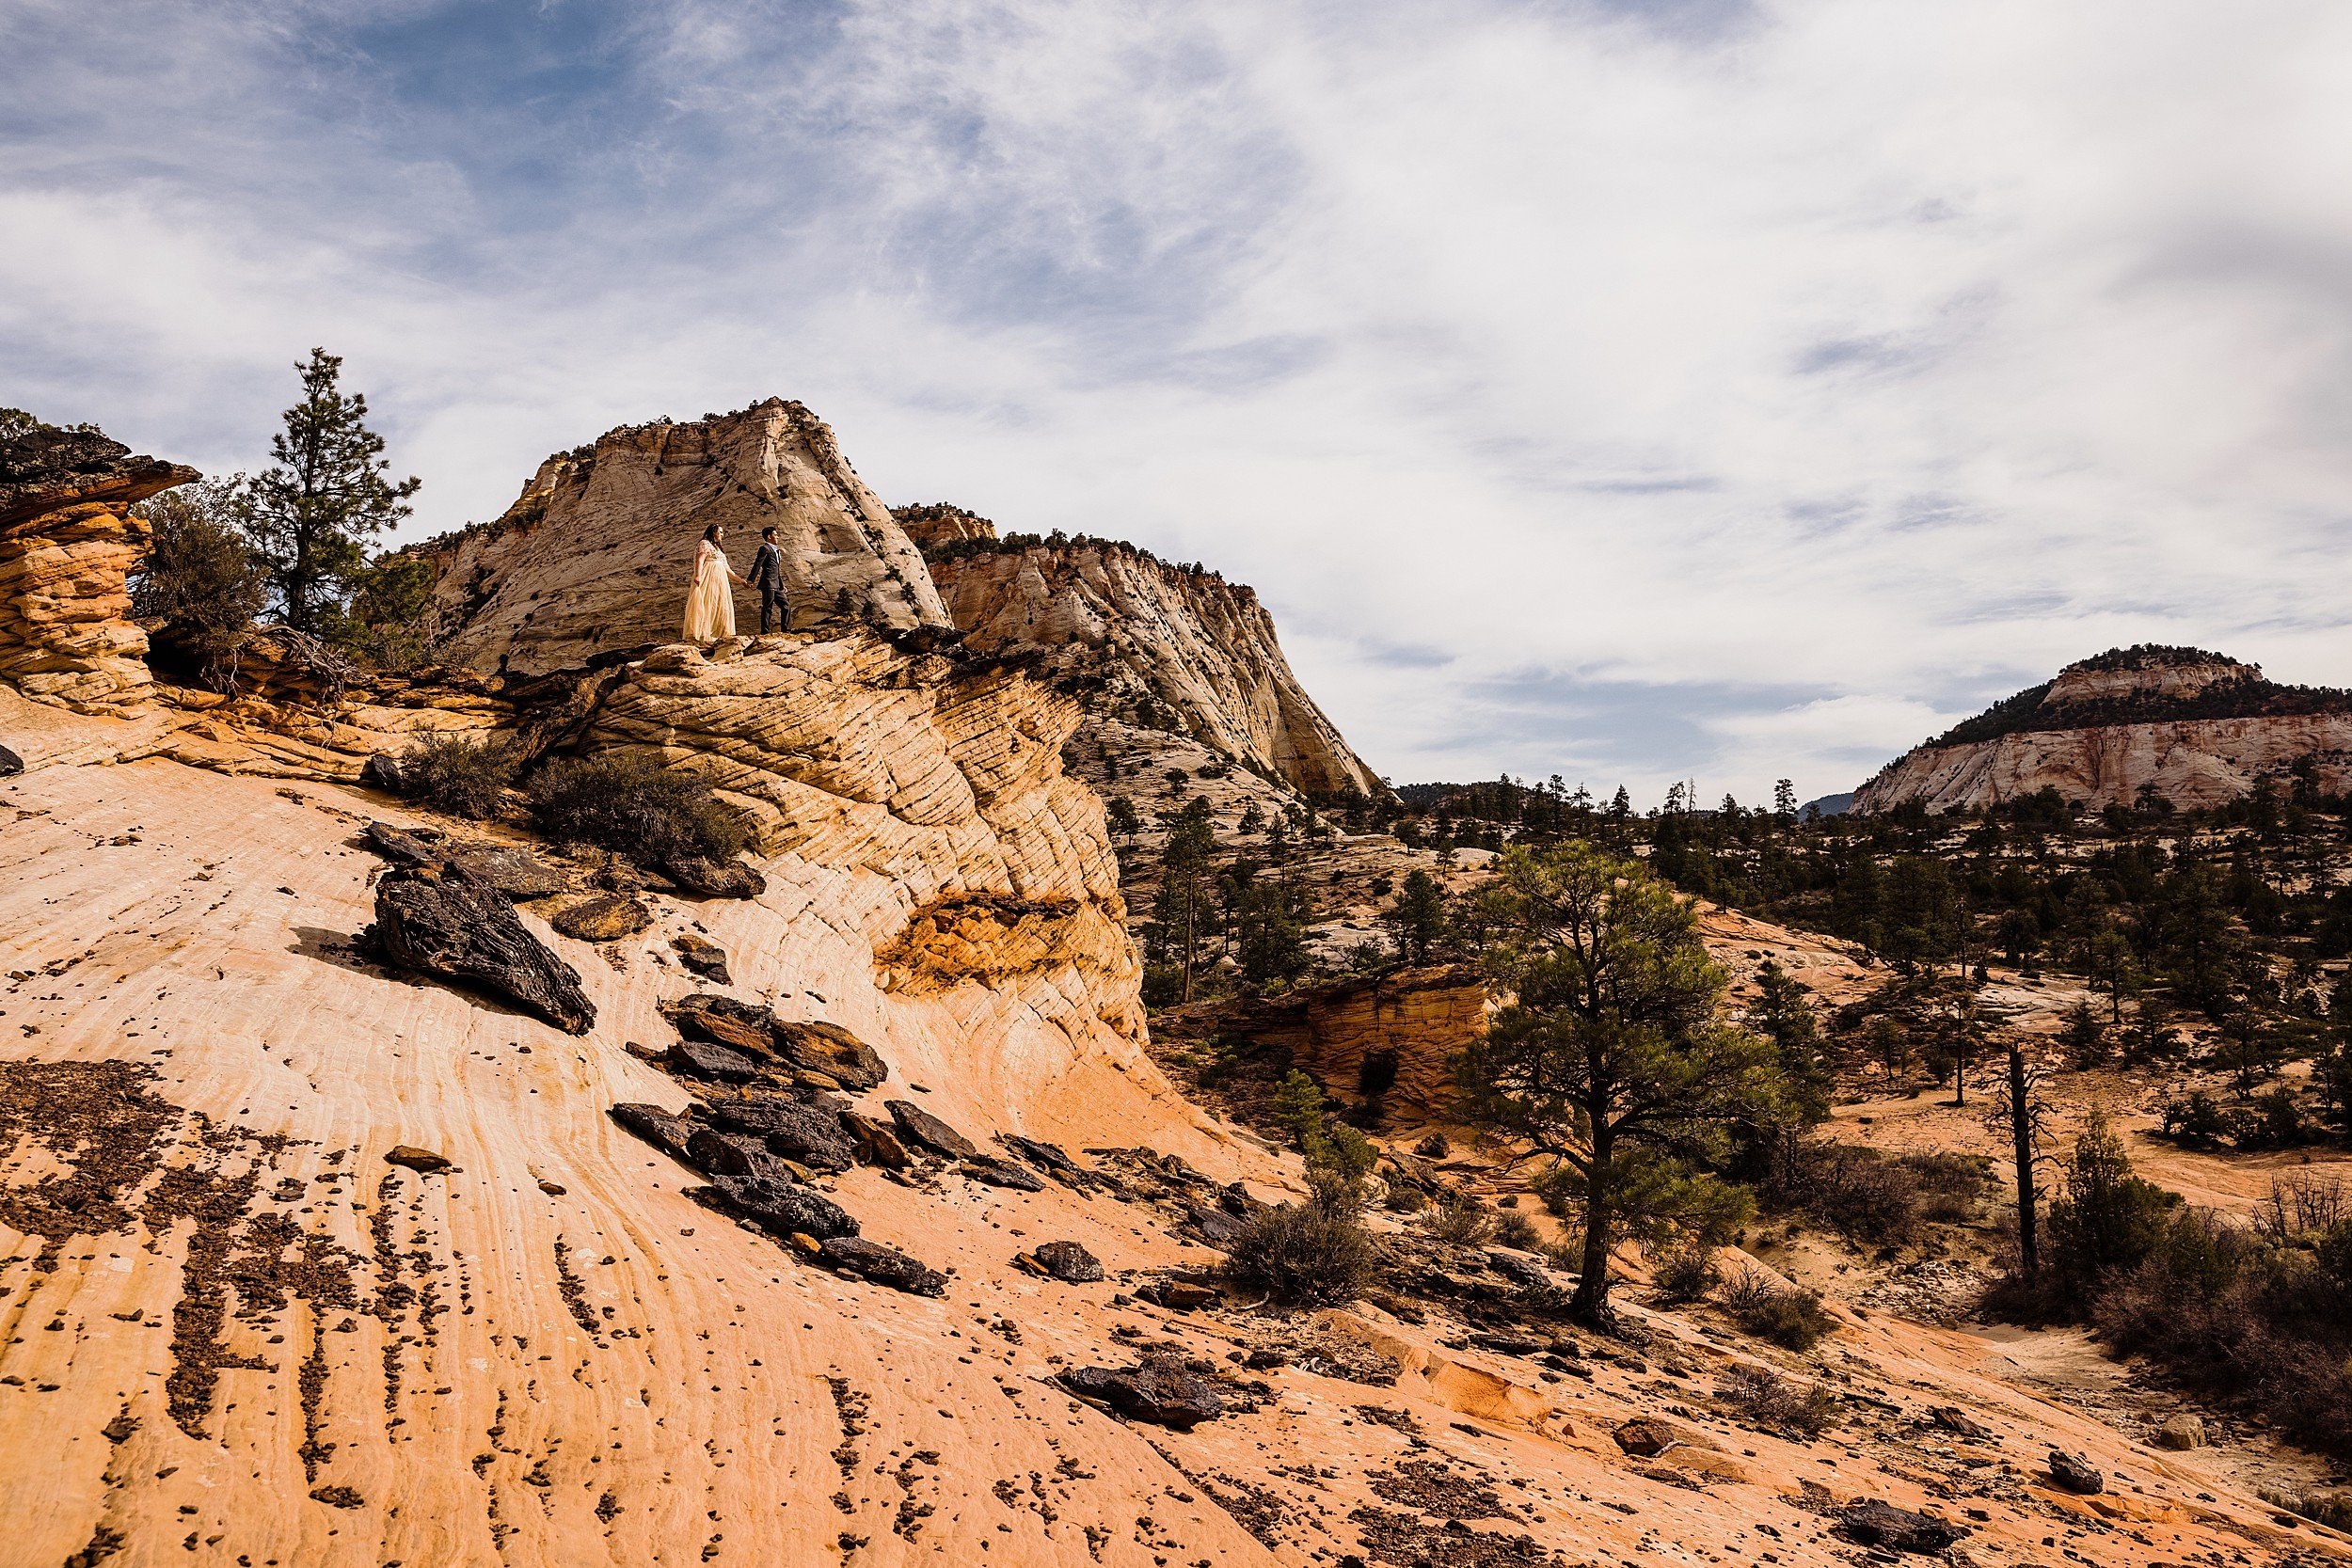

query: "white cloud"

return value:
[7, 0, 2352, 803]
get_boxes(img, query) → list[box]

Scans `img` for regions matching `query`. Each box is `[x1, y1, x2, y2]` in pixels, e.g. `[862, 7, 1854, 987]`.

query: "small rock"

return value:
[1486, 1249, 1551, 1288]
[1836, 1499, 1965, 1554]
[1057, 1360, 1224, 1429]
[1470, 1332, 1544, 1356]
[2152, 1415, 2206, 1450]
[671, 934, 731, 983]
[1136, 1278, 1218, 1311]
[818, 1236, 946, 1296]
[886, 1099, 980, 1160]
[1613, 1418, 1688, 1458]
[1928, 1405, 1994, 1440]
[536, 1179, 567, 1196]
[384, 1146, 453, 1174]
[2046, 1449, 2105, 1495]
[0, 744, 21, 777]
[1027, 1242, 1104, 1283]
[358, 752, 405, 793]
[663, 1038, 762, 1084]
[669, 993, 775, 1055]
[552, 895, 652, 942]
[664, 855, 767, 899]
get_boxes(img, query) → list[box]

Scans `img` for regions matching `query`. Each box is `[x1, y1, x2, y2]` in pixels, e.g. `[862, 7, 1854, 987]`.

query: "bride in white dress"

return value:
[680, 523, 748, 641]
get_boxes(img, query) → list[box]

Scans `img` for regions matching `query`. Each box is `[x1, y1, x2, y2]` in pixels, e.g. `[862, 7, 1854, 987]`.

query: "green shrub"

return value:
[525, 752, 748, 864]
[401, 734, 520, 819]
[1653, 1243, 1723, 1303]
[1225, 1200, 1378, 1307]
[1492, 1209, 1543, 1251]
[130, 479, 267, 688]
[1724, 1269, 1835, 1352]
[1416, 1188, 1494, 1248]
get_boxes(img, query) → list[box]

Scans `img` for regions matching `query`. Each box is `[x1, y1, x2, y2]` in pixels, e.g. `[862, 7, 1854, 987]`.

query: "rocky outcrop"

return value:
[927, 536, 1382, 798]
[0, 421, 197, 713]
[1852, 646, 2352, 813]
[1158, 963, 1490, 1122]
[893, 502, 997, 551]
[415, 399, 948, 675]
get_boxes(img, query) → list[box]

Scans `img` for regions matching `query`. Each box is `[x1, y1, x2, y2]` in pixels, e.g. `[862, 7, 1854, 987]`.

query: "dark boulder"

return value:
[685, 1127, 785, 1180]
[664, 1038, 762, 1084]
[358, 752, 405, 793]
[669, 993, 777, 1056]
[706, 1175, 858, 1241]
[886, 1099, 979, 1161]
[1836, 1500, 1965, 1554]
[552, 895, 653, 942]
[665, 855, 767, 899]
[839, 1111, 913, 1168]
[818, 1236, 946, 1296]
[360, 821, 568, 900]
[671, 934, 731, 983]
[771, 1020, 888, 1091]
[383, 1145, 453, 1174]
[1184, 1205, 1249, 1248]
[1057, 1360, 1224, 1429]
[0, 744, 21, 778]
[363, 820, 444, 868]
[1927, 1405, 1994, 1439]
[2046, 1449, 2104, 1495]
[1136, 1278, 1218, 1311]
[609, 1102, 698, 1164]
[963, 1158, 1045, 1192]
[706, 1099, 857, 1172]
[1027, 1242, 1104, 1283]
[365, 863, 594, 1033]
[1486, 1249, 1552, 1288]
[1001, 1134, 1079, 1173]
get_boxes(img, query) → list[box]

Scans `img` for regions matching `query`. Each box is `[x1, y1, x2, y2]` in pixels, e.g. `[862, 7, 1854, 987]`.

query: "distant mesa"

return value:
[1851, 644, 2352, 813]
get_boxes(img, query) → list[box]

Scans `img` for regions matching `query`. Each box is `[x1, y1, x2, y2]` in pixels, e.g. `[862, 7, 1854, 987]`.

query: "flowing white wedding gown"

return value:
[680, 539, 736, 641]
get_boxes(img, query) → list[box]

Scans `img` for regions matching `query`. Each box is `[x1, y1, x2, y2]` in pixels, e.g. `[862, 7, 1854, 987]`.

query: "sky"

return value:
[7, 0, 2352, 805]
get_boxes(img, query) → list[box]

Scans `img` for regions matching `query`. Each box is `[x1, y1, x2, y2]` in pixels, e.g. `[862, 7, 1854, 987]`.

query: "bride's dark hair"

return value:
[703, 523, 723, 544]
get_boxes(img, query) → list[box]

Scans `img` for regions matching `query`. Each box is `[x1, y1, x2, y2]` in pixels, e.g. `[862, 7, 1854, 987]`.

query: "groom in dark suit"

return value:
[750, 527, 787, 633]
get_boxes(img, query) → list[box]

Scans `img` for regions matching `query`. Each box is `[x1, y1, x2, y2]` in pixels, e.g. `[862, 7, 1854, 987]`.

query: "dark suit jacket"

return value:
[749, 541, 784, 589]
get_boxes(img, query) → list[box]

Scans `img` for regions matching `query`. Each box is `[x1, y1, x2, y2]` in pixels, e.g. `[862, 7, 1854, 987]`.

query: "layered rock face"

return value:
[1853, 647, 2352, 812]
[418, 399, 948, 675]
[0, 422, 197, 712]
[928, 536, 1383, 798]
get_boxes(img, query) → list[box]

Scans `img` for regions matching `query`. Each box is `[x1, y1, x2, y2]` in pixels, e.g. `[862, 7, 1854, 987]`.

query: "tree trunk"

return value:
[1570, 1123, 1614, 1326]
[2009, 1043, 2038, 1282]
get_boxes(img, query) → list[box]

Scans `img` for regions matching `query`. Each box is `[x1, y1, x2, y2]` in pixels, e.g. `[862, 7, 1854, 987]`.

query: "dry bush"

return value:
[1723, 1268, 1836, 1353]
[1415, 1189, 1494, 1248]
[1716, 1363, 1838, 1437]
[1491, 1209, 1542, 1250]
[1226, 1200, 1378, 1307]
[401, 735, 520, 820]
[1653, 1243, 1722, 1303]
[526, 752, 748, 865]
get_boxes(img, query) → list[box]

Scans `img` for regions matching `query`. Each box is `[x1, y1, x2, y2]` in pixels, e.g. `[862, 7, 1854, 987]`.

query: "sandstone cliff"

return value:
[0, 422, 197, 713]
[1853, 645, 2352, 812]
[926, 532, 1383, 799]
[418, 400, 949, 674]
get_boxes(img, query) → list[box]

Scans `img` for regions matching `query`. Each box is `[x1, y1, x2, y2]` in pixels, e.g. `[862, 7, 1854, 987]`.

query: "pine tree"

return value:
[1154, 797, 1218, 1002]
[1385, 869, 1446, 965]
[1454, 843, 1788, 1323]
[238, 349, 419, 634]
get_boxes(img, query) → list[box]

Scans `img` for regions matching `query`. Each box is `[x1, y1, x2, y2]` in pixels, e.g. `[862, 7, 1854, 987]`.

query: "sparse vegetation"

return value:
[1225, 1197, 1378, 1308]
[1716, 1363, 1838, 1436]
[1723, 1268, 1836, 1352]
[525, 752, 749, 865]
[399, 734, 520, 819]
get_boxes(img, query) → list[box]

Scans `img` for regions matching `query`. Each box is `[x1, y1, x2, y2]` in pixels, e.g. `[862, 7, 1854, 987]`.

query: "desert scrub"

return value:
[1225, 1200, 1377, 1307]
[1652, 1243, 1723, 1303]
[400, 734, 520, 819]
[525, 752, 749, 864]
[1415, 1188, 1494, 1248]
[1716, 1364, 1837, 1437]
[1724, 1268, 1836, 1352]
